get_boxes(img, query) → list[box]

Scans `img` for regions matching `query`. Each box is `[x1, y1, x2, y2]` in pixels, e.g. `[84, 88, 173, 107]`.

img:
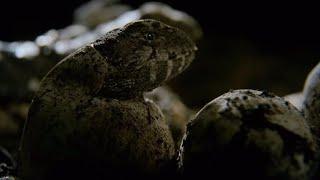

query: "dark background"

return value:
[1, 0, 319, 108]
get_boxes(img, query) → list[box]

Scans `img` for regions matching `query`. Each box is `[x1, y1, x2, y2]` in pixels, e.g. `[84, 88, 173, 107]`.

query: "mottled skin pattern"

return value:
[93, 20, 196, 98]
[19, 20, 196, 180]
[302, 62, 320, 144]
[180, 89, 317, 180]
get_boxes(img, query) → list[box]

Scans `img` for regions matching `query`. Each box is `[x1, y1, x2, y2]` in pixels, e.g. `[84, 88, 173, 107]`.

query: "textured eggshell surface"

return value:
[302, 62, 320, 140]
[180, 89, 317, 180]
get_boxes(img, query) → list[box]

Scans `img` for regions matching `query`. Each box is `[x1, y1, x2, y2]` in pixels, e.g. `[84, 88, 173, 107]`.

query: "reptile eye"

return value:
[145, 33, 155, 42]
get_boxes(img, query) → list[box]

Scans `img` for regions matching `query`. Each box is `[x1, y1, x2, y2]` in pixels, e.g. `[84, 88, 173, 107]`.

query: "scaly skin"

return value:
[19, 20, 196, 180]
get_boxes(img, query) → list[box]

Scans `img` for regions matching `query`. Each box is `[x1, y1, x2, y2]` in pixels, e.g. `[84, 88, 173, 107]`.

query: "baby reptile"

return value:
[19, 19, 197, 180]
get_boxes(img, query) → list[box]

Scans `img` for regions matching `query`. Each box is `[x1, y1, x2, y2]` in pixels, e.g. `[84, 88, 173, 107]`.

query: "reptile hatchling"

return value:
[19, 19, 197, 180]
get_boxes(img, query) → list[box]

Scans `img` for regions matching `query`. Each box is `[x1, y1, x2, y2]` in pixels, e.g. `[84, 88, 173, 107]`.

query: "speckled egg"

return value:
[302, 62, 320, 143]
[180, 89, 317, 180]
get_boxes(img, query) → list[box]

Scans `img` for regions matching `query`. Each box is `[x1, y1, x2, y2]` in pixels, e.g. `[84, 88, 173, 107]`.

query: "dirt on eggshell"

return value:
[180, 89, 318, 180]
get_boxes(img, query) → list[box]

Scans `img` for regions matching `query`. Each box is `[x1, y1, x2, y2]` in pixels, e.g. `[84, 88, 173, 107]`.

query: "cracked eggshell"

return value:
[302, 62, 320, 140]
[20, 97, 175, 180]
[179, 89, 317, 180]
